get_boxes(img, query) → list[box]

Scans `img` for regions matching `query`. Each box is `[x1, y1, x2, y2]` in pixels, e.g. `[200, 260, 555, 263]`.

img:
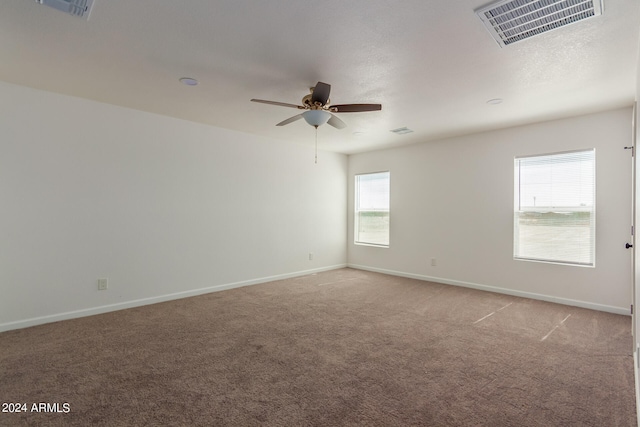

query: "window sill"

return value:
[354, 242, 389, 248]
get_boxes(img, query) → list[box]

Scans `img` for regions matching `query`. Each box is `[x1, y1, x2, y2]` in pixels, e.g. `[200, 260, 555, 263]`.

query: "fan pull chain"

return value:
[314, 125, 318, 164]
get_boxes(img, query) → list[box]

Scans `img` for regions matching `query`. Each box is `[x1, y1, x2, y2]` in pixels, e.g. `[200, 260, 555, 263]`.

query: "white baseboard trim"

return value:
[348, 264, 629, 315]
[0, 264, 347, 333]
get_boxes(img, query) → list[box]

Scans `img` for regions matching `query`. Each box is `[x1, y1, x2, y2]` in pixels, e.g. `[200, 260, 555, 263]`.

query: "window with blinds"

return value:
[514, 149, 595, 266]
[355, 171, 390, 247]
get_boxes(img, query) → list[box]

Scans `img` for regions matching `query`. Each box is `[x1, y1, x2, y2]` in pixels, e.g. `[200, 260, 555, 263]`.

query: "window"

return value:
[514, 149, 595, 266]
[355, 171, 390, 247]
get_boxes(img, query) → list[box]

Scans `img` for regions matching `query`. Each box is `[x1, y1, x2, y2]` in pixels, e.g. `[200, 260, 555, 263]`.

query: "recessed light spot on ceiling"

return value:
[179, 77, 199, 86]
[35, 0, 95, 20]
[390, 127, 414, 135]
[487, 98, 503, 105]
[476, 0, 603, 47]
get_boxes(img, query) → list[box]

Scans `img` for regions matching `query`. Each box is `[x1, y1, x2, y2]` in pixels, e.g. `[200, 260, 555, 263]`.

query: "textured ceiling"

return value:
[0, 1, 638, 154]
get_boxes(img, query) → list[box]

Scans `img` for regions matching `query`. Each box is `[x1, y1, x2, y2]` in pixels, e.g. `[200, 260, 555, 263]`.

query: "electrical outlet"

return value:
[309, 253, 314, 261]
[97, 278, 108, 290]
[431, 258, 437, 267]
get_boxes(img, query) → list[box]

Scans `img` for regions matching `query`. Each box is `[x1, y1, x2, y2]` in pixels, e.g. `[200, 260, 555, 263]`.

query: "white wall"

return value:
[1, 80, 632, 333]
[0, 82, 347, 331]
[349, 107, 634, 313]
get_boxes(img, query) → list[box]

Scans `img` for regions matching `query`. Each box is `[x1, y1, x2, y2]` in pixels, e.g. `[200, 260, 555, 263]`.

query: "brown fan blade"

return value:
[251, 99, 303, 109]
[311, 82, 331, 106]
[276, 114, 304, 126]
[330, 104, 382, 113]
[327, 114, 347, 130]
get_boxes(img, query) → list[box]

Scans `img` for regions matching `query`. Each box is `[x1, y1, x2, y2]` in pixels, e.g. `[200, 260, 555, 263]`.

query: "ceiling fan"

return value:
[251, 82, 381, 129]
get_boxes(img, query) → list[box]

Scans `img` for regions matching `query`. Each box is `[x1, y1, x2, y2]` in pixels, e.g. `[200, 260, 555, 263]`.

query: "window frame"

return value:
[354, 171, 390, 248]
[513, 148, 596, 267]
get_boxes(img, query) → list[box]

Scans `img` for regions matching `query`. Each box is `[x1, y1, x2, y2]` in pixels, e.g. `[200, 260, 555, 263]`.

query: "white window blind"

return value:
[355, 171, 390, 247]
[514, 149, 595, 266]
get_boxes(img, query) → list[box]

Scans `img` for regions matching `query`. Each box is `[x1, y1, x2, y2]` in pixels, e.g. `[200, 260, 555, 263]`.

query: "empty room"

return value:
[2, 0, 640, 425]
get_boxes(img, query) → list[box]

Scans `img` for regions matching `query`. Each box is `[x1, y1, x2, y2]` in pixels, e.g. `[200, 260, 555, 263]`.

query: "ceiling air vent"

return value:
[390, 127, 414, 135]
[476, 0, 603, 47]
[36, 0, 94, 19]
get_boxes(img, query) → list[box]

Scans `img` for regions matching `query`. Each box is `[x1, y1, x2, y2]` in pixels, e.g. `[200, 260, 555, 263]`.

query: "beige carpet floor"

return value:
[0, 268, 636, 426]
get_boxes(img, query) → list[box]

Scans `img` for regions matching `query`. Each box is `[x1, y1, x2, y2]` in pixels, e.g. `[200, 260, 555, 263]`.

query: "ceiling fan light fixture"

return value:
[302, 110, 331, 127]
[250, 81, 382, 130]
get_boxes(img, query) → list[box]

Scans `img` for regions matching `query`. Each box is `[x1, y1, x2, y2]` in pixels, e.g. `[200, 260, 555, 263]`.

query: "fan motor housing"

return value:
[302, 94, 329, 109]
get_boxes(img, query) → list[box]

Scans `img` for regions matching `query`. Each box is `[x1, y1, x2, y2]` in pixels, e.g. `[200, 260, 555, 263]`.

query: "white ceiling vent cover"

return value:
[476, 0, 603, 47]
[36, 0, 94, 19]
[390, 127, 414, 135]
